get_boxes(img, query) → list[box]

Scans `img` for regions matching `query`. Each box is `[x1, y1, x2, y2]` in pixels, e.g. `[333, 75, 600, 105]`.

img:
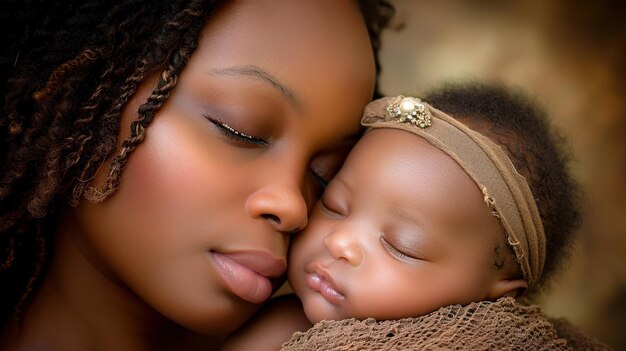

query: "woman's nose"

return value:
[245, 183, 308, 234]
[323, 228, 363, 266]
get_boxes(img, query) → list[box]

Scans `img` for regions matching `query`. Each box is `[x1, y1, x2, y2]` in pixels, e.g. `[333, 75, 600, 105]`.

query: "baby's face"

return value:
[289, 128, 507, 323]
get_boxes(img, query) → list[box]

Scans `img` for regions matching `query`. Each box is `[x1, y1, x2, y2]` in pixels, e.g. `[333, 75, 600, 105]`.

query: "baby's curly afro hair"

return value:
[423, 81, 583, 297]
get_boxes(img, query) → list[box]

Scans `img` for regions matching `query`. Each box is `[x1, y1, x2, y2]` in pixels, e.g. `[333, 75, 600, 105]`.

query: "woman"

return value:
[0, 0, 392, 349]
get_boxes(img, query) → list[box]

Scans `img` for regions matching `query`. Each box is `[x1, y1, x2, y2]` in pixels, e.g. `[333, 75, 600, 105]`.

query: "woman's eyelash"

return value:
[381, 237, 416, 260]
[217, 122, 267, 145]
[309, 169, 328, 191]
[206, 116, 268, 146]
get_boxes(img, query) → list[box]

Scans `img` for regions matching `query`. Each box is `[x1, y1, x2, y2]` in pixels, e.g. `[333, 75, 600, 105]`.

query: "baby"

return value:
[224, 83, 581, 350]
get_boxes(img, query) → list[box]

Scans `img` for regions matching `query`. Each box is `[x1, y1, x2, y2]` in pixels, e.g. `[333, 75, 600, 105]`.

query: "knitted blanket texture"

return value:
[280, 298, 611, 350]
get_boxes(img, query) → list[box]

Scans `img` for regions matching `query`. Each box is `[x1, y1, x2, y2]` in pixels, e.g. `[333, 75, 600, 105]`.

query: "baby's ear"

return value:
[488, 278, 528, 299]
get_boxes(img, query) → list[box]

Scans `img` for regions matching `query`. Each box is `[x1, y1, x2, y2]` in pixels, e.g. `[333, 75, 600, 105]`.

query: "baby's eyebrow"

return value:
[209, 65, 301, 110]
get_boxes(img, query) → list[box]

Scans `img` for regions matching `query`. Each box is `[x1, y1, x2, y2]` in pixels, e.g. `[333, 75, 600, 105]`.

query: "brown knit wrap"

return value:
[280, 298, 612, 351]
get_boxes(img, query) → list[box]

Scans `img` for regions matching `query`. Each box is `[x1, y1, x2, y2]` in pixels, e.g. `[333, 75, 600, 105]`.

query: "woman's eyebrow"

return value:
[209, 65, 301, 110]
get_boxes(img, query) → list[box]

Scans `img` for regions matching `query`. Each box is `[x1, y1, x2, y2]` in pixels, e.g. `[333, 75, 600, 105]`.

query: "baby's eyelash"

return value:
[381, 237, 416, 260]
[206, 116, 268, 146]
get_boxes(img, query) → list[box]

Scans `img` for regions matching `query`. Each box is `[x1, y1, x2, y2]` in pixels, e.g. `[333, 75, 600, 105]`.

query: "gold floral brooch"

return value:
[386, 96, 432, 128]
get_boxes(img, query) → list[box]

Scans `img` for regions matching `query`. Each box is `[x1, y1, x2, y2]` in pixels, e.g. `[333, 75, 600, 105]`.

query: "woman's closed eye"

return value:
[303, 169, 331, 208]
[309, 169, 328, 192]
[205, 116, 268, 147]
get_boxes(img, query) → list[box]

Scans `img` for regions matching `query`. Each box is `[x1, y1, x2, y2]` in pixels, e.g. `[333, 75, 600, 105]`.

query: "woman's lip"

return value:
[305, 263, 345, 305]
[216, 250, 287, 278]
[211, 251, 286, 304]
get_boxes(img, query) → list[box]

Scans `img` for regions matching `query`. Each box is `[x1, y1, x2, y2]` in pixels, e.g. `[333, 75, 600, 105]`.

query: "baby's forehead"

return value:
[353, 128, 455, 166]
[337, 126, 505, 251]
[344, 128, 482, 201]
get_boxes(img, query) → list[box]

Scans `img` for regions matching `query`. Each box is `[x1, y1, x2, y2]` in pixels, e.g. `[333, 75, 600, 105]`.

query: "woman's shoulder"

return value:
[223, 294, 312, 351]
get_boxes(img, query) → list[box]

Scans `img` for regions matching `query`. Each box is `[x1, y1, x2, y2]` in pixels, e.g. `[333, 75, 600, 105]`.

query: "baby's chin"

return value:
[303, 309, 335, 325]
[300, 297, 352, 324]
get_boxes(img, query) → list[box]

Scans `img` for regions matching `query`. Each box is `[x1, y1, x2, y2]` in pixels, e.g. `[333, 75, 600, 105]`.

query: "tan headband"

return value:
[362, 96, 546, 289]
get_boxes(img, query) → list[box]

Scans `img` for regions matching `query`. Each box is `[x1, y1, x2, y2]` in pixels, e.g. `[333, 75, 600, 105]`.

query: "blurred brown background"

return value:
[378, 0, 625, 348]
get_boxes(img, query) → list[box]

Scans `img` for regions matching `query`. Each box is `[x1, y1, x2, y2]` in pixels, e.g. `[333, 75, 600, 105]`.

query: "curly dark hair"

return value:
[423, 82, 583, 297]
[0, 0, 394, 325]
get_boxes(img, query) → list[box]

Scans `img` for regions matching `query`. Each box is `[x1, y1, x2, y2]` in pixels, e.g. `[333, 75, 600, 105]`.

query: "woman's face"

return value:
[60, 0, 375, 334]
[289, 129, 508, 323]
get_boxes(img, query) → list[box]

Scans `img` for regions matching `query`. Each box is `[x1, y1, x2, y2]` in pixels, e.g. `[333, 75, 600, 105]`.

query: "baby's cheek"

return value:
[290, 224, 320, 258]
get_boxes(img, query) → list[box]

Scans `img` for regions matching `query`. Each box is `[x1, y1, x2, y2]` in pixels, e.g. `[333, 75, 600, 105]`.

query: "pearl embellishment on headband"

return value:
[386, 96, 433, 128]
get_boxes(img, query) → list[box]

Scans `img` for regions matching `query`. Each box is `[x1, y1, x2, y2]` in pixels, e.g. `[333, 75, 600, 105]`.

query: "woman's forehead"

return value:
[196, 0, 375, 89]
[184, 0, 375, 134]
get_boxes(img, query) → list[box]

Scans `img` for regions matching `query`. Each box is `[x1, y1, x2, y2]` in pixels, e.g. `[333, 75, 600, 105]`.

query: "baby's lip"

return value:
[305, 262, 346, 304]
